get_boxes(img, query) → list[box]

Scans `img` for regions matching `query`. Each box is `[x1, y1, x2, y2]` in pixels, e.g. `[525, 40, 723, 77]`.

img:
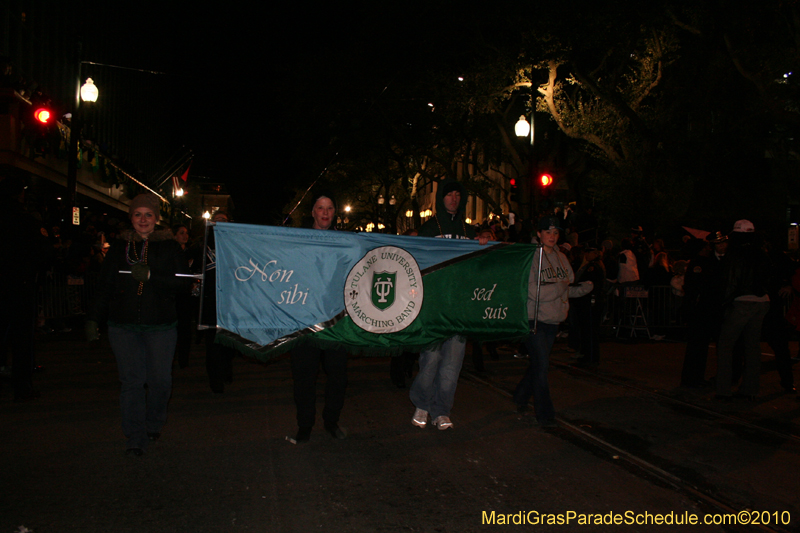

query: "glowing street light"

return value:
[80, 78, 98, 102]
[515, 115, 530, 137]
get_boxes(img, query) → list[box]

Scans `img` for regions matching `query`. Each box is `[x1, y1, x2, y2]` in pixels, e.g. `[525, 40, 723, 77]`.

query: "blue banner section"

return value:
[213, 223, 488, 347]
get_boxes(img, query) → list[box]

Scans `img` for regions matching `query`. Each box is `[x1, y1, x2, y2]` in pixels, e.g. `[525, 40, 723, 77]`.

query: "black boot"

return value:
[295, 427, 312, 443]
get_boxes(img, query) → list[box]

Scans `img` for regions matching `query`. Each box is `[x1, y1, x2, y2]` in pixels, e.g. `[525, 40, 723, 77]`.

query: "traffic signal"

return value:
[34, 107, 52, 124]
[537, 172, 554, 208]
[26, 102, 58, 158]
[510, 177, 519, 203]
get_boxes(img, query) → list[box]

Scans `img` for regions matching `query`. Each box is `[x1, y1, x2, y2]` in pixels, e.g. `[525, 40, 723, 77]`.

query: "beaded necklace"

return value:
[125, 238, 149, 296]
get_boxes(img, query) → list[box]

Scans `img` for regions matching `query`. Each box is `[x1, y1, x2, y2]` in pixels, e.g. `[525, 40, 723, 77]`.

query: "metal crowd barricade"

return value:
[37, 270, 98, 319]
[603, 284, 685, 335]
[616, 285, 650, 338]
[38, 261, 205, 323]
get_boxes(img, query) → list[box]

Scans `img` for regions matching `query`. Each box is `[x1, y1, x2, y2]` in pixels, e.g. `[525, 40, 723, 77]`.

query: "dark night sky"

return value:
[79, 1, 483, 223]
[42, 1, 799, 240]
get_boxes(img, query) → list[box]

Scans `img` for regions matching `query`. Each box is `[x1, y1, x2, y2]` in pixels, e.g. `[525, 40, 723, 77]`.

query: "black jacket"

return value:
[684, 250, 726, 312]
[721, 233, 771, 305]
[89, 229, 189, 326]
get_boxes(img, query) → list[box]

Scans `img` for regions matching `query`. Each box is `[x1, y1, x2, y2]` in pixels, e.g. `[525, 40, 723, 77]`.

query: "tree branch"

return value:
[570, 61, 656, 149]
[538, 61, 623, 164]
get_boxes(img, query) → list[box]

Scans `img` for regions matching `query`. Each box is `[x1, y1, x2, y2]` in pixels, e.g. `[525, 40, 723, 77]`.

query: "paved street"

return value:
[2, 328, 799, 532]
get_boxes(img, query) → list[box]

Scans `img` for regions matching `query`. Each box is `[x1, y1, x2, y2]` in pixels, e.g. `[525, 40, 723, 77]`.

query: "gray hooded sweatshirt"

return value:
[527, 246, 593, 325]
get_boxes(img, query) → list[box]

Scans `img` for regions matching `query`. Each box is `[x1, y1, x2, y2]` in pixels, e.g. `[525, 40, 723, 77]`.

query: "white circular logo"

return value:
[344, 246, 424, 333]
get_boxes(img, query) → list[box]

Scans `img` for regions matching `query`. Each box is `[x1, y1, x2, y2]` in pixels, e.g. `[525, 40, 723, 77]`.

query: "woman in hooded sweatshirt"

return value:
[86, 193, 189, 456]
[513, 216, 592, 426]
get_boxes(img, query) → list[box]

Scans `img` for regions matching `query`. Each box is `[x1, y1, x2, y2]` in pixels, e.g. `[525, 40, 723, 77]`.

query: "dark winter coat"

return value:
[720, 233, 771, 305]
[89, 229, 189, 326]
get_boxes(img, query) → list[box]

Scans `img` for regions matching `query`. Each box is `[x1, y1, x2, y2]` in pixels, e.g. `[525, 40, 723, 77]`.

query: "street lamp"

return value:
[67, 77, 100, 225]
[515, 115, 530, 137]
[66, 57, 164, 226]
[80, 78, 98, 102]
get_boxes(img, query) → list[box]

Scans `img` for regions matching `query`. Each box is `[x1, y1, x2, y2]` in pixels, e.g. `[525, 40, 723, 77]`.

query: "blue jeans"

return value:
[513, 321, 557, 423]
[108, 326, 177, 449]
[410, 336, 466, 419]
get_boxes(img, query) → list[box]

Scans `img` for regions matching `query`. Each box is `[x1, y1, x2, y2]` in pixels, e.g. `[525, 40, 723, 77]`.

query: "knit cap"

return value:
[128, 193, 161, 220]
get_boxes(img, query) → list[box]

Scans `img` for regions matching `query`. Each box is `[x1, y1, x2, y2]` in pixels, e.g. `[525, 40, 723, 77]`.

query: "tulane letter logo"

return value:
[344, 246, 424, 334]
[372, 271, 396, 310]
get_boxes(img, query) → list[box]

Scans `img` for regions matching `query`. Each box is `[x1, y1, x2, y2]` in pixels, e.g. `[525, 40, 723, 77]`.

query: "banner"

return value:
[213, 223, 537, 361]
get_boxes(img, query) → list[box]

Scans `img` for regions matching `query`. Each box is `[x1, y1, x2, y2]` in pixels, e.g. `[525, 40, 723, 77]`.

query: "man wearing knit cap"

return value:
[715, 220, 771, 400]
[410, 179, 487, 430]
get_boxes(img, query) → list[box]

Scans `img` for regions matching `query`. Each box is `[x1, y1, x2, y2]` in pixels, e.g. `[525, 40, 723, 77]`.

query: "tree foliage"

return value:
[275, 0, 800, 238]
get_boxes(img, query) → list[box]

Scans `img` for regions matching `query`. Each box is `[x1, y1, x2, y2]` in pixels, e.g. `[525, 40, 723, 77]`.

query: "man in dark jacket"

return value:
[680, 231, 728, 388]
[410, 179, 485, 430]
[417, 180, 477, 241]
[715, 220, 772, 399]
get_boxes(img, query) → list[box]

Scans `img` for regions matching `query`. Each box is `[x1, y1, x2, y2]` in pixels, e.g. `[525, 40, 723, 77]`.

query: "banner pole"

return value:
[196, 221, 214, 331]
[532, 244, 542, 335]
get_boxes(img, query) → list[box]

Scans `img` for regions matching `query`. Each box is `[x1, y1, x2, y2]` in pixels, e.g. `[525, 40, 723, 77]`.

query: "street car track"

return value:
[462, 368, 796, 533]
[550, 359, 800, 445]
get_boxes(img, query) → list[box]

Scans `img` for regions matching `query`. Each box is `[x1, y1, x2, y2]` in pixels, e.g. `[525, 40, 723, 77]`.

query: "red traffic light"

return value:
[510, 178, 516, 187]
[34, 108, 52, 124]
[539, 173, 553, 187]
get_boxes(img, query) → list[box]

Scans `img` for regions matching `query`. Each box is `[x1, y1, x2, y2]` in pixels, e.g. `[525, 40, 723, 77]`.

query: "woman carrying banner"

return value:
[86, 193, 189, 456]
[513, 216, 592, 426]
[290, 193, 349, 443]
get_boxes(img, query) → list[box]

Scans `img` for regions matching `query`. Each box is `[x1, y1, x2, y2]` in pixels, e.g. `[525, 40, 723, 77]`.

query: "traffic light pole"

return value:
[66, 44, 83, 226]
[66, 110, 82, 225]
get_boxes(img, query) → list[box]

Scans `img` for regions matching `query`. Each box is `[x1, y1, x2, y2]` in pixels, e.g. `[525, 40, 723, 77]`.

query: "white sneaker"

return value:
[412, 408, 428, 428]
[432, 416, 453, 430]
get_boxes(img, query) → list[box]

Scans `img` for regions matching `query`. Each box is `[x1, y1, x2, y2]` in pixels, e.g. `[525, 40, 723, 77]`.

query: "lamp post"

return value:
[65, 56, 164, 226]
[515, 115, 533, 145]
[66, 75, 98, 225]
[515, 113, 535, 216]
